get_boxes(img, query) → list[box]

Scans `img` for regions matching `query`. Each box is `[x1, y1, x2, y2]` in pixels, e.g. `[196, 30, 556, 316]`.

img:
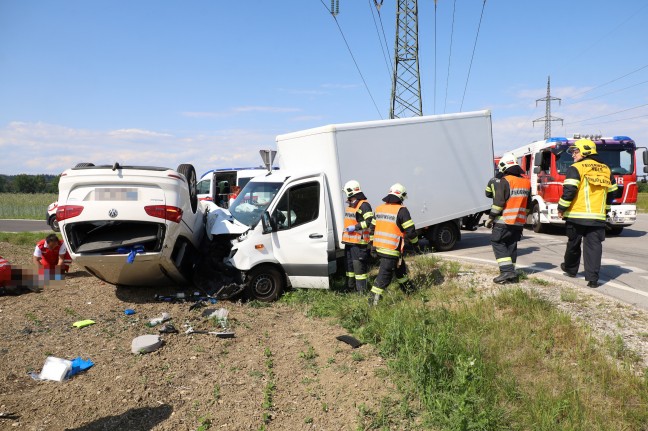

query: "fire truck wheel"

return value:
[246, 265, 284, 302]
[428, 221, 459, 252]
[532, 203, 545, 234]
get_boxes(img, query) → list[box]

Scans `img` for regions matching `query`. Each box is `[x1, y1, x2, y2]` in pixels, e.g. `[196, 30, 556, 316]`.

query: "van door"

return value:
[269, 175, 330, 288]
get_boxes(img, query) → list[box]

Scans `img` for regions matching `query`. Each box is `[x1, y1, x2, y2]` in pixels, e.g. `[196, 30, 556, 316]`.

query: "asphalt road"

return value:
[0, 219, 50, 232]
[438, 214, 648, 311]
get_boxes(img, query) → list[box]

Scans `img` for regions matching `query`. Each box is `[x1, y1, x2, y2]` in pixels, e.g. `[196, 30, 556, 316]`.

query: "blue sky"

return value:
[1, 0, 647, 176]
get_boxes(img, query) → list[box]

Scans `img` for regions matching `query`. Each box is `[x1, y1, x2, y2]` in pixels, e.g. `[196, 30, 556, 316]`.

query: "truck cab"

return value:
[515, 135, 640, 234]
[197, 167, 278, 208]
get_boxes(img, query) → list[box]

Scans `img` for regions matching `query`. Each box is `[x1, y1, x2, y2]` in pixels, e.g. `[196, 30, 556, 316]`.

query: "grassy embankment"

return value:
[636, 192, 648, 212]
[279, 257, 648, 431]
[0, 193, 57, 220]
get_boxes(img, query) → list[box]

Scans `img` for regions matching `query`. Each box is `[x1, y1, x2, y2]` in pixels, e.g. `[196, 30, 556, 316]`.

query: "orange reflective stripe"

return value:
[342, 200, 370, 244]
[373, 203, 403, 251]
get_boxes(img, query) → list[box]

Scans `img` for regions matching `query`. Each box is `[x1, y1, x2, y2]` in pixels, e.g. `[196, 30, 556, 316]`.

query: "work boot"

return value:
[587, 280, 600, 288]
[368, 293, 381, 306]
[560, 263, 576, 278]
[399, 281, 416, 294]
[356, 279, 367, 295]
[493, 272, 518, 284]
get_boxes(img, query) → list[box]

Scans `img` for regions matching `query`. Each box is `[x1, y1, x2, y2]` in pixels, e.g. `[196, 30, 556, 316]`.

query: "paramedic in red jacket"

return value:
[33, 234, 71, 274]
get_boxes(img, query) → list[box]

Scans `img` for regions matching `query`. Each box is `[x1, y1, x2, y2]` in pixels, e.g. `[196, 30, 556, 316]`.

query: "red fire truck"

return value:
[504, 134, 647, 235]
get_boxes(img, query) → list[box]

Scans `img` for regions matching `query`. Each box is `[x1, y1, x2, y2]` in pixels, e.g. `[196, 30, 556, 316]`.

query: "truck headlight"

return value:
[627, 210, 636, 216]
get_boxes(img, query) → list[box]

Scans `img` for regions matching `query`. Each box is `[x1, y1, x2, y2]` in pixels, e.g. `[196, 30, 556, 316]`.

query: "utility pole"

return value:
[533, 76, 562, 139]
[389, 0, 422, 119]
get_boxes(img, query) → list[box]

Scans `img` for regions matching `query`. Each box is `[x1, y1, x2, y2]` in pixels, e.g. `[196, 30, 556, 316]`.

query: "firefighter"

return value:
[485, 153, 531, 284]
[368, 183, 420, 305]
[341, 180, 374, 293]
[557, 139, 618, 288]
[33, 233, 72, 278]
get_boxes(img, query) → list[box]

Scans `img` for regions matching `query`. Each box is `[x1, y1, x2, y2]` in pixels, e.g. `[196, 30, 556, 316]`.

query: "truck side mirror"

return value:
[643, 150, 648, 165]
[644, 166, 648, 174]
[261, 211, 276, 233]
[533, 152, 542, 166]
[533, 166, 541, 174]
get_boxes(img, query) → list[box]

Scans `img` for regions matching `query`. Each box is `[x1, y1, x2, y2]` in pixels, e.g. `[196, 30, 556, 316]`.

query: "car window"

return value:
[197, 179, 211, 195]
[272, 182, 319, 230]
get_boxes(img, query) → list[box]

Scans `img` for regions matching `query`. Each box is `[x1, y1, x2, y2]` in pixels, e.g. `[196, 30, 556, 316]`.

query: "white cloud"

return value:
[182, 105, 301, 118]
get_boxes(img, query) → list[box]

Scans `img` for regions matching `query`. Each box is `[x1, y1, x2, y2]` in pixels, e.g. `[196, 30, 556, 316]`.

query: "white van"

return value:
[197, 167, 277, 207]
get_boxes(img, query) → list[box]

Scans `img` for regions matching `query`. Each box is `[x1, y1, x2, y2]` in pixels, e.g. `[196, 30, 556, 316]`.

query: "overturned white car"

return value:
[56, 162, 204, 286]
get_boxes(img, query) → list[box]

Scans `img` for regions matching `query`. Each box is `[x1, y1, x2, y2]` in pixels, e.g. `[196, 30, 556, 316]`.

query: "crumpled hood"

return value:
[204, 203, 249, 239]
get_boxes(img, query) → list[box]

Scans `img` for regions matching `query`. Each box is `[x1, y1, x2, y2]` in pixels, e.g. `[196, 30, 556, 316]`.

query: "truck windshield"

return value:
[229, 181, 283, 227]
[556, 145, 635, 176]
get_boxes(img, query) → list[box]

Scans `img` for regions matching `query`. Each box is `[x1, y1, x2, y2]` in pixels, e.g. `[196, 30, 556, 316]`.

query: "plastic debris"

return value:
[147, 312, 171, 327]
[72, 319, 96, 328]
[36, 356, 72, 381]
[124, 309, 136, 315]
[336, 335, 363, 349]
[68, 357, 94, 377]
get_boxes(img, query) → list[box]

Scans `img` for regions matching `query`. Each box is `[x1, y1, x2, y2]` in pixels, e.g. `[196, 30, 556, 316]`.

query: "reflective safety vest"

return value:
[373, 203, 404, 257]
[562, 160, 615, 221]
[37, 239, 72, 269]
[494, 175, 530, 226]
[342, 199, 371, 245]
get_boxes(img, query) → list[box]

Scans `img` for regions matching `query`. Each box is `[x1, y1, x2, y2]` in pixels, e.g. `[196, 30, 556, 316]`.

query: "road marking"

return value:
[438, 254, 648, 299]
[624, 266, 647, 274]
[601, 258, 624, 265]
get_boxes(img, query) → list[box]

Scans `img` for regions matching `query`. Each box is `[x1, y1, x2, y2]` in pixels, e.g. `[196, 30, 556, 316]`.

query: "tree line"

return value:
[0, 174, 60, 194]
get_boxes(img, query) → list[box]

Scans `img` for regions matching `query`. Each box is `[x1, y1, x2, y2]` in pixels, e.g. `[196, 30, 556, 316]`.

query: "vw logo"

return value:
[108, 208, 118, 218]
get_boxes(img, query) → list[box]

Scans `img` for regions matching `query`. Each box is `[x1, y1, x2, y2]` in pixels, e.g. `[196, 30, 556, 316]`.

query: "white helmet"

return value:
[497, 152, 518, 173]
[343, 180, 362, 198]
[388, 183, 407, 200]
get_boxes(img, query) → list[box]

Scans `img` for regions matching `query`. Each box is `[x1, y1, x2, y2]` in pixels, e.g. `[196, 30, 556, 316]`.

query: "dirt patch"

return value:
[0, 242, 403, 431]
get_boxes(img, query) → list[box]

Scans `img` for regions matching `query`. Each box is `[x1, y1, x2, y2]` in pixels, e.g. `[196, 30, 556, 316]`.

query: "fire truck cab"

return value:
[506, 134, 643, 235]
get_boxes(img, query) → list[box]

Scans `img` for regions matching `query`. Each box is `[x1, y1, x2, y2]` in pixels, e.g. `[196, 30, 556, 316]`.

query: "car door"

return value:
[269, 176, 330, 289]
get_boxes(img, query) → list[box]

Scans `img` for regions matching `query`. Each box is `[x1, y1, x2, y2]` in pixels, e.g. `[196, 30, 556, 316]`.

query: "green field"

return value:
[0, 193, 57, 220]
[637, 192, 648, 213]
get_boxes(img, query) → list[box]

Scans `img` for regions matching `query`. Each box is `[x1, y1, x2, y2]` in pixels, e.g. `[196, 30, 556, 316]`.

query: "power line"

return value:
[565, 79, 648, 106]
[460, 0, 487, 112]
[319, 0, 384, 119]
[367, 0, 392, 81]
[566, 102, 648, 125]
[567, 63, 648, 100]
[578, 113, 648, 127]
[443, 0, 457, 114]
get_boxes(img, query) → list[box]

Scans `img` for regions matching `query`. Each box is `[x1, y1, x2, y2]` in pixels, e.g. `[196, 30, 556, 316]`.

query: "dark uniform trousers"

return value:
[490, 224, 523, 276]
[373, 255, 414, 293]
[563, 222, 605, 283]
[344, 244, 369, 293]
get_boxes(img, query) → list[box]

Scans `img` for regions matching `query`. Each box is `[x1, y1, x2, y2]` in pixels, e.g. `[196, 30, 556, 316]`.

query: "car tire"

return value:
[532, 203, 545, 234]
[177, 164, 198, 214]
[48, 214, 60, 232]
[75, 163, 95, 168]
[607, 226, 623, 235]
[427, 221, 459, 252]
[246, 265, 284, 302]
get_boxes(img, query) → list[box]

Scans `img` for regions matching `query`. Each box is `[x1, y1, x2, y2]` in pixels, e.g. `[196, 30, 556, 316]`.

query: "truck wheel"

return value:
[48, 215, 60, 232]
[532, 203, 545, 234]
[75, 163, 94, 168]
[429, 221, 459, 252]
[176, 164, 198, 214]
[607, 226, 624, 235]
[246, 266, 284, 302]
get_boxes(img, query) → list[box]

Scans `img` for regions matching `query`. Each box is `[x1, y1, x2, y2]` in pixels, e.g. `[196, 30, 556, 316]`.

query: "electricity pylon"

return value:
[533, 76, 563, 139]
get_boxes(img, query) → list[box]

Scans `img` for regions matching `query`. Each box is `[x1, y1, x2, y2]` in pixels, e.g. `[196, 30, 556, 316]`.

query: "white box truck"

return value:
[220, 111, 494, 301]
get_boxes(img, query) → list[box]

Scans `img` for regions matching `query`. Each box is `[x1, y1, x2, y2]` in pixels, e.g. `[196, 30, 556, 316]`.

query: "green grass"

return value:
[0, 193, 57, 220]
[281, 255, 648, 431]
[0, 231, 49, 245]
[636, 192, 648, 213]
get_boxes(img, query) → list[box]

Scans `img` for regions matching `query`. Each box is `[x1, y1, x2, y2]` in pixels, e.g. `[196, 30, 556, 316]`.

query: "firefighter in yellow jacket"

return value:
[558, 139, 618, 288]
[486, 153, 531, 284]
[369, 183, 420, 305]
[341, 180, 374, 293]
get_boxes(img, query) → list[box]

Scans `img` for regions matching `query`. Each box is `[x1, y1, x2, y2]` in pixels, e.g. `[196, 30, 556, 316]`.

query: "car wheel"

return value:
[427, 221, 459, 252]
[246, 265, 284, 302]
[48, 215, 60, 232]
[177, 164, 198, 214]
[532, 203, 545, 233]
[607, 226, 623, 235]
[75, 163, 95, 168]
